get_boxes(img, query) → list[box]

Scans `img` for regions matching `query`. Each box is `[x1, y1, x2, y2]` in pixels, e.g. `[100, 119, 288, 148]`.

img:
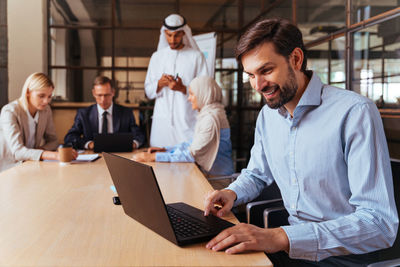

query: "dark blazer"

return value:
[64, 104, 145, 149]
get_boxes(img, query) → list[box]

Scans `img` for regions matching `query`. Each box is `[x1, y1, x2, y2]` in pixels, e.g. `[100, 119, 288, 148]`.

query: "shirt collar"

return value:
[296, 71, 323, 107]
[277, 71, 323, 117]
[26, 109, 39, 123]
[97, 103, 113, 116]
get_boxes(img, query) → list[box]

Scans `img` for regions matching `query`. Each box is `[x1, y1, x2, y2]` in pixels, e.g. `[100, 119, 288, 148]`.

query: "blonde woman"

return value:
[0, 72, 76, 172]
[134, 76, 234, 177]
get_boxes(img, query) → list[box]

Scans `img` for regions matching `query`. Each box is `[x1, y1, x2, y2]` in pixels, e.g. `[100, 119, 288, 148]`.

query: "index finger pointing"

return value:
[204, 190, 220, 216]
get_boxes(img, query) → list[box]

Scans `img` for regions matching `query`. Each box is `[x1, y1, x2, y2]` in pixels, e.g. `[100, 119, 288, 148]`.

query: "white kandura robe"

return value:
[145, 45, 208, 147]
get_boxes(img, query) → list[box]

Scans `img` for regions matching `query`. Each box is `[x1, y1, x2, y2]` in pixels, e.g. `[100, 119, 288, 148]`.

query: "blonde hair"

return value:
[18, 72, 54, 111]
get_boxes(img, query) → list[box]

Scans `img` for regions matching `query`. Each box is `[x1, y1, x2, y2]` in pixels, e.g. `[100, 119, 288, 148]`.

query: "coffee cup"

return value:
[58, 145, 73, 165]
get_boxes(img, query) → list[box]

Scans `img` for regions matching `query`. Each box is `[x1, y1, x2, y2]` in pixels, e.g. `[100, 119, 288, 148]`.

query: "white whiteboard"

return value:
[193, 32, 217, 77]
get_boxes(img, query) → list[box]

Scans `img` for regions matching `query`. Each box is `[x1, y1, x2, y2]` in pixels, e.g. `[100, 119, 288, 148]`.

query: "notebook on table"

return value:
[103, 152, 234, 246]
[93, 133, 133, 153]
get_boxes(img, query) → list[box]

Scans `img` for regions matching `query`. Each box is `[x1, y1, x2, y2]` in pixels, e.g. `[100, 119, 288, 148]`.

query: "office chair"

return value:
[246, 181, 288, 228]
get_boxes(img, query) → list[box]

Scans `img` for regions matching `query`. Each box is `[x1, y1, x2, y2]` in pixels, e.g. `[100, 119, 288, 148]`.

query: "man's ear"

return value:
[290, 47, 304, 71]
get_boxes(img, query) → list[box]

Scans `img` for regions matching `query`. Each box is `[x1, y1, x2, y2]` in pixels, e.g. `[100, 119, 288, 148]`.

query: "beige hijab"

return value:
[189, 76, 229, 171]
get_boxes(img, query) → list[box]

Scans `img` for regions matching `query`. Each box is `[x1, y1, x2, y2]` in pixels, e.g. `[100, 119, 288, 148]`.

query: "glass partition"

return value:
[47, 0, 400, 161]
[50, 28, 112, 67]
[118, 0, 175, 28]
[308, 36, 346, 88]
[352, 0, 400, 24]
[352, 16, 400, 105]
[49, 0, 112, 26]
[297, 0, 346, 43]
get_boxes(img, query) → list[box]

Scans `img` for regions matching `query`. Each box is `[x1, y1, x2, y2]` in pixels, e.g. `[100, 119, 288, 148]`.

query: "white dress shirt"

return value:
[97, 103, 114, 134]
[26, 110, 39, 148]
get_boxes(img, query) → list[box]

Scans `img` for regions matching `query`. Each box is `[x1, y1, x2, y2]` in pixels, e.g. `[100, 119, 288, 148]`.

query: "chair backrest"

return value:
[375, 159, 400, 261]
[246, 181, 283, 227]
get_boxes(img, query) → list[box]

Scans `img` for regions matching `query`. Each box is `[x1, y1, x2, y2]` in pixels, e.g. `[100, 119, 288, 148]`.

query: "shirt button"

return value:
[292, 126, 296, 131]
[292, 178, 296, 184]
[291, 204, 295, 209]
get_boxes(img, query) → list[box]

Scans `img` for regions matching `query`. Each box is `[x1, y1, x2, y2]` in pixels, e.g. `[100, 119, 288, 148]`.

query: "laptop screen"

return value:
[94, 133, 134, 152]
[103, 153, 177, 244]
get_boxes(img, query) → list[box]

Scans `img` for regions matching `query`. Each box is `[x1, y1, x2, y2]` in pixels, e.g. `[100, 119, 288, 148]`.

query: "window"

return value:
[352, 17, 400, 105]
[48, 0, 400, 163]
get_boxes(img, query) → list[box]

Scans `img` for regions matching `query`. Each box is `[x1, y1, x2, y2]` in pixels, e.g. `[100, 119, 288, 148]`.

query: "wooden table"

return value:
[0, 154, 271, 266]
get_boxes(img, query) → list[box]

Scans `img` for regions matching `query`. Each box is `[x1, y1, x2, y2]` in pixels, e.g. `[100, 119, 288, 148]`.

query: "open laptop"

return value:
[103, 152, 234, 246]
[93, 133, 133, 153]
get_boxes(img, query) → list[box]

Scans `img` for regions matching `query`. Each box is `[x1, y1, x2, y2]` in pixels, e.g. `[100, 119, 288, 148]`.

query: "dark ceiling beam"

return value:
[292, 0, 297, 25]
[54, 0, 78, 23]
[175, 0, 180, 14]
[241, 0, 285, 32]
[192, 27, 237, 34]
[50, 24, 238, 33]
[115, 0, 122, 25]
[203, 0, 235, 28]
[217, 0, 285, 47]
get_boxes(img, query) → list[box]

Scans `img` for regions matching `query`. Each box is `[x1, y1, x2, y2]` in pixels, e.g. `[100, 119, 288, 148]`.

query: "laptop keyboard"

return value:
[167, 206, 213, 238]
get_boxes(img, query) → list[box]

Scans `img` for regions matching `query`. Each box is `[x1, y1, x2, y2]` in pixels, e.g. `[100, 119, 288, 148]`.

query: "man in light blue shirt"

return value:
[204, 18, 398, 265]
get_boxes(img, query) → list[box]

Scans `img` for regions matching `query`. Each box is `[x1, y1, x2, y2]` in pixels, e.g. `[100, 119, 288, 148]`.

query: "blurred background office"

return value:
[1, 0, 400, 171]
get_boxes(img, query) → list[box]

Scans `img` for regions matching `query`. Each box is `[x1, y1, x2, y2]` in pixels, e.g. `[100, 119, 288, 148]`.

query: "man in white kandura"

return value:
[145, 14, 208, 147]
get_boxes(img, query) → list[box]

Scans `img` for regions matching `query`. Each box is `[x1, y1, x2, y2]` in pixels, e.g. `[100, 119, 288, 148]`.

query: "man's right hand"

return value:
[204, 189, 237, 217]
[88, 141, 94, 150]
[157, 74, 172, 93]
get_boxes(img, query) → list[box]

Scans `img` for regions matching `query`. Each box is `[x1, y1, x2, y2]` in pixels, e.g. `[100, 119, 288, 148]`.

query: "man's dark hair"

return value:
[93, 76, 114, 89]
[235, 18, 308, 73]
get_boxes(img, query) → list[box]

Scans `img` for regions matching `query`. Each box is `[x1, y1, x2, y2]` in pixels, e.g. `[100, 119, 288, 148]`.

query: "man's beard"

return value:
[262, 66, 298, 109]
[169, 40, 183, 49]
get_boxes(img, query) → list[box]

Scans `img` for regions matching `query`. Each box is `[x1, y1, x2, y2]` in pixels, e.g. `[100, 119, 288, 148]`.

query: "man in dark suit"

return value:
[64, 76, 145, 150]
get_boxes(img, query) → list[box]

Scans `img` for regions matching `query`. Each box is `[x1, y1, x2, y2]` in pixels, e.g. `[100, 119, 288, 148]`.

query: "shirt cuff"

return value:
[155, 152, 170, 162]
[36, 149, 45, 161]
[281, 223, 318, 261]
[226, 183, 247, 206]
[84, 141, 92, 150]
[156, 86, 165, 98]
[133, 140, 140, 148]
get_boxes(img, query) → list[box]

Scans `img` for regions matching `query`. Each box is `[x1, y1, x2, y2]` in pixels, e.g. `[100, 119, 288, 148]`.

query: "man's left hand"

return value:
[206, 223, 289, 254]
[168, 77, 186, 94]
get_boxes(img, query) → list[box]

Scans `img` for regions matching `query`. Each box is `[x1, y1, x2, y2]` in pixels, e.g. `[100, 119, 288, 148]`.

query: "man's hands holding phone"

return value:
[157, 74, 186, 94]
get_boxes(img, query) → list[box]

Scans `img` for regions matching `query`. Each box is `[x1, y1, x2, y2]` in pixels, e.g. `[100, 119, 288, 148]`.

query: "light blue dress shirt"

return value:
[227, 72, 398, 261]
[156, 128, 234, 176]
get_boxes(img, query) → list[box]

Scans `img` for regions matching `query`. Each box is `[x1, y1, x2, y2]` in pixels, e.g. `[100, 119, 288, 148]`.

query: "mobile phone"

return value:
[113, 196, 121, 205]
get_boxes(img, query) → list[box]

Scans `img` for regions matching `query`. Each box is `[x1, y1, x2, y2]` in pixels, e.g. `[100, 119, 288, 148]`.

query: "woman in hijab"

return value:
[0, 72, 77, 172]
[133, 76, 234, 176]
